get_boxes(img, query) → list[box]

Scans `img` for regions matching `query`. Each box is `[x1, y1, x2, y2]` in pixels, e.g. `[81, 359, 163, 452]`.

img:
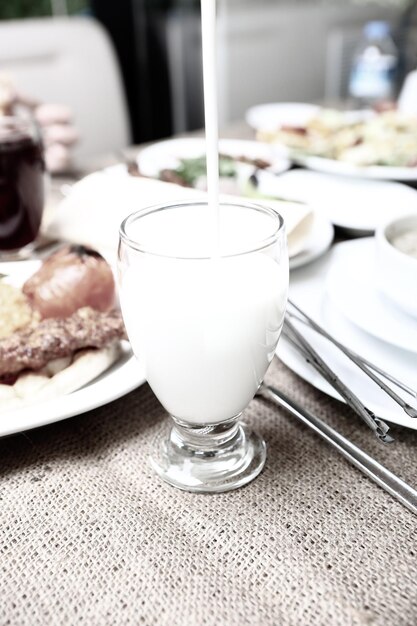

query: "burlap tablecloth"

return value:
[1, 357, 416, 626]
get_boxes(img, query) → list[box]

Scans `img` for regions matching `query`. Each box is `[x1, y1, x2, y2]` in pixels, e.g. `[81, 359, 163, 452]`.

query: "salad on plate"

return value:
[258, 108, 417, 168]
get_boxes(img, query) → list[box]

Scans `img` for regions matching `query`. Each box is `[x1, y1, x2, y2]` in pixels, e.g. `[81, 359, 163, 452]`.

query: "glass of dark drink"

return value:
[0, 116, 45, 258]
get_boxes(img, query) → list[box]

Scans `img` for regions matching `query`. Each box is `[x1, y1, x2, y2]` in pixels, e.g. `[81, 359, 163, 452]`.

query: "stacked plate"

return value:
[277, 237, 417, 429]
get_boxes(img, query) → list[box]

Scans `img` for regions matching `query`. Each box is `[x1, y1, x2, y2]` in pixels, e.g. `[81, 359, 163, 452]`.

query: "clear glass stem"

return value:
[170, 415, 242, 457]
[150, 414, 266, 493]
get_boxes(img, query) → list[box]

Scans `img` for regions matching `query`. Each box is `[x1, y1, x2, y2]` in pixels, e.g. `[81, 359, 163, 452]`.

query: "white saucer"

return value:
[325, 238, 417, 353]
[277, 246, 417, 428]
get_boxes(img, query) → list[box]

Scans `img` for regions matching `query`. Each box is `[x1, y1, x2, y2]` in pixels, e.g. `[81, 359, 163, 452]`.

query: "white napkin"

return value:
[43, 166, 314, 259]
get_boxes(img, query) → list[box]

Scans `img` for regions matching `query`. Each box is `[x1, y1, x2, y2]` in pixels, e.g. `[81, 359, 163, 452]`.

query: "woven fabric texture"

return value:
[0, 358, 416, 626]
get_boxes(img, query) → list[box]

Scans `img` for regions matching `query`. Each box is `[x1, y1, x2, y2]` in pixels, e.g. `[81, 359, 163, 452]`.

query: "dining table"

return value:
[1, 120, 417, 626]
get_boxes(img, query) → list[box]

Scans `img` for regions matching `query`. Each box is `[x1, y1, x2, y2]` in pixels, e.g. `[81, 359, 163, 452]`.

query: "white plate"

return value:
[325, 238, 417, 353]
[295, 154, 417, 182]
[289, 213, 333, 270]
[245, 102, 320, 133]
[253, 169, 417, 233]
[137, 137, 290, 180]
[0, 260, 145, 437]
[245, 102, 417, 182]
[277, 246, 417, 428]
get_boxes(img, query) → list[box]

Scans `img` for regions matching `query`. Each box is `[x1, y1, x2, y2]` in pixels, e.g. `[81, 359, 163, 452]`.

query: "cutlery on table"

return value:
[283, 316, 394, 444]
[287, 300, 417, 404]
[281, 299, 417, 443]
[257, 384, 417, 516]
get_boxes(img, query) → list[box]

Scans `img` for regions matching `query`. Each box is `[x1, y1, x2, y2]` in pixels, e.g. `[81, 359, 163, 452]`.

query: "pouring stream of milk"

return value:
[201, 0, 220, 251]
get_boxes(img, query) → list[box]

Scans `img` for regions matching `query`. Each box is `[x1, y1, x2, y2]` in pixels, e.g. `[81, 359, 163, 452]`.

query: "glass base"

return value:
[150, 415, 266, 493]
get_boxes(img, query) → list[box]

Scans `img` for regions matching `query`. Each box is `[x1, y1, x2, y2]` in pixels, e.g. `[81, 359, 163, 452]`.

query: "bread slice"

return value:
[0, 342, 122, 412]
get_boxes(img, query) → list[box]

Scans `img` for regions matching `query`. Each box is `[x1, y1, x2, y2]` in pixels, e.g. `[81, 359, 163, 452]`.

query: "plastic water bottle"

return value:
[348, 21, 398, 106]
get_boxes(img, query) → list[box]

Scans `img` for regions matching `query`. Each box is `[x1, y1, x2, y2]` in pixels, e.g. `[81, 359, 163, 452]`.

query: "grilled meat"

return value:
[0, 307, 127, 376]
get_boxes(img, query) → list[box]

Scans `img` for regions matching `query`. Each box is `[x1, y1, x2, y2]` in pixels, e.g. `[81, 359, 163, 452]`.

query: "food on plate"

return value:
[159, 154, 235, 187]
[0, 246, 127, 411]
[259, 108, 417, 167]
[22, 244, 115, 319]
[0, 342, 123, 410]
[0, 307, 126, 377]
[0, 282, 40, 339]
[158, 153, 271, 189]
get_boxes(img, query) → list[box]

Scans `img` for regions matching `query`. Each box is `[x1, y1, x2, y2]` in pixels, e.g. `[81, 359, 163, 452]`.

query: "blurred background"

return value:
[1, 0, 416, 165]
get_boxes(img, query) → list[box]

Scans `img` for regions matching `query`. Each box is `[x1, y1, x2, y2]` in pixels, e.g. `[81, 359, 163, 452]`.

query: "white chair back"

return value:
[0, 16, 130, 165]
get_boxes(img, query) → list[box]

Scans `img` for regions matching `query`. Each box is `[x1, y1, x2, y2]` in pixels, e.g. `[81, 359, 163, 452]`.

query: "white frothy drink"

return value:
[120, 206, 287, 424]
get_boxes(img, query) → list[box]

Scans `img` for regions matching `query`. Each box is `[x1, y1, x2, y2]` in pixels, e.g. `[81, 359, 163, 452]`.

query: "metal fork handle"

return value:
[288, 310, 417, 400]
[287, 301, 417, 415]
[258, 384, 417, 516]
[283, 319, 393, 443]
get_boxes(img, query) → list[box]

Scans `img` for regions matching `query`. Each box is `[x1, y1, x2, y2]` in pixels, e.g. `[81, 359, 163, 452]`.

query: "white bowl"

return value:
[375, 213, 417, 318]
